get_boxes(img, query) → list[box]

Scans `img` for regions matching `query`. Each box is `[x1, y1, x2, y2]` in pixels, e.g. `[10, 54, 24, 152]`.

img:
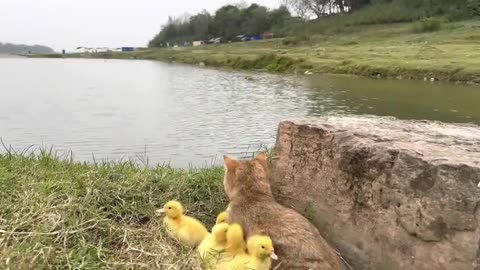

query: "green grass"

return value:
[302, 1, 426, 33]
[38, 20, 480, 83]
[299, 0, 479, 31]
[411, 17, 445, 33]
[0, 150, 227, 269]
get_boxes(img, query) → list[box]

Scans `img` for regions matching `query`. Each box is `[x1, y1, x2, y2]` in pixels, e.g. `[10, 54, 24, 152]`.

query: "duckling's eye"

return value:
[261, 246, 265, 249]
[168, 207, 172, 209]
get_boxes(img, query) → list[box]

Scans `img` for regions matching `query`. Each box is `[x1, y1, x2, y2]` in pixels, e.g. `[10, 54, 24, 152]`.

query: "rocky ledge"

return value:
[270, 116, 480, 270]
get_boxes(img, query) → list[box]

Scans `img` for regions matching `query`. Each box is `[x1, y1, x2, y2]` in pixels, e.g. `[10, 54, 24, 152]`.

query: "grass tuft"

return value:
[0, 151, 227, 269]
[412, 17, 444, 33]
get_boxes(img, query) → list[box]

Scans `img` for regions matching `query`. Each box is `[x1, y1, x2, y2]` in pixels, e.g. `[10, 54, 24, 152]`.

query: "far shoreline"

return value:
[0, 53, 26, 58]
[28, 21, 480, 85]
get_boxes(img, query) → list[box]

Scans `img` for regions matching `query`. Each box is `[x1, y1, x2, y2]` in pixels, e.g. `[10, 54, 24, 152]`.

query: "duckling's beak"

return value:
[270, 251, 278, 260]
[155, 209, 165, 216]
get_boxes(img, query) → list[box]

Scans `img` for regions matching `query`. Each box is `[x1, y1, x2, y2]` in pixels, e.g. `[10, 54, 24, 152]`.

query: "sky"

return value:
[1, 0, 280, 52]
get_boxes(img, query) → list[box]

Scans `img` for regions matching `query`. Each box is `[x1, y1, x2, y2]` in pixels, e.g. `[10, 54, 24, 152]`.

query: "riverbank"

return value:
[39, 20, 480, 84]
[0, 54, 25, 58]
[0, 152, 226, 269]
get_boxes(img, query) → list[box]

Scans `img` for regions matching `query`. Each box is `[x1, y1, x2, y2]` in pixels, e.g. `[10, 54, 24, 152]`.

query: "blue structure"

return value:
[251, 35, 263, 41]
[121, 47, 135, 52]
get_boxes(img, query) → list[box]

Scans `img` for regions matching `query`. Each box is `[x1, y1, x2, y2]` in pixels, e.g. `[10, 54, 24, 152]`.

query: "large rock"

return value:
[270, 116, 480, 270]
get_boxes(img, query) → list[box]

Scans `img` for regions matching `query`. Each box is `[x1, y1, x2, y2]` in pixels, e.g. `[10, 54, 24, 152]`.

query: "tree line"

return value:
[283, 0, 370, 18]
[0, 42, 54, 54]
[149, 0, 479, 47]
[148, 4, 295, 47]
[284, 0, 479, 19]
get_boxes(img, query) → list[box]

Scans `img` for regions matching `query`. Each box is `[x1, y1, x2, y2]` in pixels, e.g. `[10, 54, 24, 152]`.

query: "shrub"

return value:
[282, 37, 300, 46]
[411, 17, 444, 33]
[281, 32, 310, 46]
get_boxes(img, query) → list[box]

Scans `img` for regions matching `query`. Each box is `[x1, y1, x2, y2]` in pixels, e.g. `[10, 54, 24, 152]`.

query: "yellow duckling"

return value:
[216, 223, 247, 269]
[156, 200, 208, 247]
[198, 222, 229, 268]
[225, 223, 247, 258]
[216, 211, 228, 224]
[225, 235, 278, 270]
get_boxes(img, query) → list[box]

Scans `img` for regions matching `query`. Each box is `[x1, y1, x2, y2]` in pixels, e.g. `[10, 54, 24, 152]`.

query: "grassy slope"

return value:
[0, 152, 226, 269]
[53, 20, 480, 83]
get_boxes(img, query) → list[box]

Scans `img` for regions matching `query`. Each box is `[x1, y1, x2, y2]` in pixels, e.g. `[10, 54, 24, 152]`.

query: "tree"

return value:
[283, 0, 373, 16]
[284, 0, 342, 18]
[148, 3, 295, 47]
[0, 42, 54, 54]
[335, 0, 346, 12]
[149, 16, 193, 46]
[346, 0, 372, 11]
[283, 0, 311, 19]
[241, 4, 270, 35]
[189, 11, 213, 40]
[212, 5, 243, 40]
[269, 5, 293, 28]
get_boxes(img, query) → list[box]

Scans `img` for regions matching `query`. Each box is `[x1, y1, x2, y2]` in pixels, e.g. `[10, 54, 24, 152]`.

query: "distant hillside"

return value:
[0, 42, 54, 54]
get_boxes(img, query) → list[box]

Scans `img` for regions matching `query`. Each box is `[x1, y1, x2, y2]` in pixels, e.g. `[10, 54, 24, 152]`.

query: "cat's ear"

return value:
[224, 155, 238, 171]
[256, 152, 266, 161]
[256, 152, 268, 169]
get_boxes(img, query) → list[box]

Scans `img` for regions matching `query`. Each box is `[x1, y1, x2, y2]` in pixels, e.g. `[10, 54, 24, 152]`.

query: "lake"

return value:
[0, 58, 479, 167]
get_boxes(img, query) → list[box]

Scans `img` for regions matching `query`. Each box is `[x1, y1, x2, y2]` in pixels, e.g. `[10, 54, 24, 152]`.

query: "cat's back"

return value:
[274, 206, 342, 269]
[222, 153, 342, 269]
[243, 202, 343, 270]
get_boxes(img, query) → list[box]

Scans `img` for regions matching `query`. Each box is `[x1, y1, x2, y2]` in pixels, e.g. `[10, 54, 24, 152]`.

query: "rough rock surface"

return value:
[270, 116, 480, 270]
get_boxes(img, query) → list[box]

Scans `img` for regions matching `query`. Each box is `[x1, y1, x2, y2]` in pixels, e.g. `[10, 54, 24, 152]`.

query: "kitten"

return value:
[223, 153, 343, 270]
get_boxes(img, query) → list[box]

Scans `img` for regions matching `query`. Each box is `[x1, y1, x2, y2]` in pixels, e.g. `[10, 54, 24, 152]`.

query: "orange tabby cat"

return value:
[223, 153, 343, 270]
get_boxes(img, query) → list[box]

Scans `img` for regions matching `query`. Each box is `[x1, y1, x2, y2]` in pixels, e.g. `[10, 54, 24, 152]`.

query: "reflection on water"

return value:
[0, 58, 478, 167]
[305, 75, 480, 123]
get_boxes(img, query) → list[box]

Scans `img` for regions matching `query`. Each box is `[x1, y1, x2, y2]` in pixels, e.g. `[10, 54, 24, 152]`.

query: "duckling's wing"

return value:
[227, 255, 252, 270]
[178, 217, 208, 246]
[198, 234, 213, 258]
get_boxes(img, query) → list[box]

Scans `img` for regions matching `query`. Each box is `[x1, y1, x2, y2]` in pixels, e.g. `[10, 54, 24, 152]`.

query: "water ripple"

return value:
[1, 58, 479, 167]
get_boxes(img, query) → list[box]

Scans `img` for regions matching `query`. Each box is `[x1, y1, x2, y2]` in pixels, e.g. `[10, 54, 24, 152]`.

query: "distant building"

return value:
[208, 37, 222, 44]
[236, 35, 251, 42]
[193, 41, 205, 47]
[76, 47, 88, 53]
[96, 47, 109, 53]
[76, 47, 96, 53]
[263, 32, 274, 39]
[121, 47, 135, 52]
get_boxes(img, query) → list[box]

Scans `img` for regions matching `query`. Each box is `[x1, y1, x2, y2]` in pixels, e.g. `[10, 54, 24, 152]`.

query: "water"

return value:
[0, 58, 479, 167]
[305, 75, 480, 123]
